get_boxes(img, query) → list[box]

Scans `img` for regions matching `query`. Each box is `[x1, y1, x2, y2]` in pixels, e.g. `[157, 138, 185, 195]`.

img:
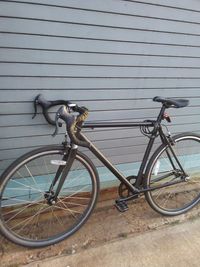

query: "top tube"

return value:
[82, 121, 154, 129]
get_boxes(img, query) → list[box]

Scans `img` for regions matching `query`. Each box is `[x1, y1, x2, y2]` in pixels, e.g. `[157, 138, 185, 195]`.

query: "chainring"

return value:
[118, 175, 137, 198]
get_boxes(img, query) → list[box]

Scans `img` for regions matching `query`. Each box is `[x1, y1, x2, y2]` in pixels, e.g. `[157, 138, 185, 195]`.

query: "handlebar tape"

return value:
[55, 106, 90, 148]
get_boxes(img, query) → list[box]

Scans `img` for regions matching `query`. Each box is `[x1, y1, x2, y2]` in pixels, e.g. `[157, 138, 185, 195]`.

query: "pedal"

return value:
[115, 200, 129, 212]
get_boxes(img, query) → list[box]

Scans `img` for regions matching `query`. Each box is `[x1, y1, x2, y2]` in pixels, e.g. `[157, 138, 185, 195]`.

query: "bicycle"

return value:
[1, 95, 200, 248]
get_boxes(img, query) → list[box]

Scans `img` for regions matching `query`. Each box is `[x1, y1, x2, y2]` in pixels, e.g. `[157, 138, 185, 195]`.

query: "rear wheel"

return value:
[0, 145, 99, 247]
[145, 133, 200, 216]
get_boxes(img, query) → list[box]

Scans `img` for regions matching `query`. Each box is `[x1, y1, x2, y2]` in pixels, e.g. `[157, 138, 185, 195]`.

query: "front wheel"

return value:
[144, 133, 200, 216]
[0, 145, 99, 247]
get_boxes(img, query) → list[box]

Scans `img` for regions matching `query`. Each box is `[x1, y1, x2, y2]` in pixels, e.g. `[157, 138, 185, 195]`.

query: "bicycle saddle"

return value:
[153, 96, 189, 108]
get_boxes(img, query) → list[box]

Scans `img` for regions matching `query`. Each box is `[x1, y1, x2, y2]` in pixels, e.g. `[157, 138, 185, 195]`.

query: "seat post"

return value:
[157, 104, 166, 123]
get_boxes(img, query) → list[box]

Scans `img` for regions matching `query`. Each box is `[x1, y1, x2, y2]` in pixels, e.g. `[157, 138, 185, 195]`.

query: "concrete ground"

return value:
[26, 218, 200, 267]
[1, 194, 200, 267]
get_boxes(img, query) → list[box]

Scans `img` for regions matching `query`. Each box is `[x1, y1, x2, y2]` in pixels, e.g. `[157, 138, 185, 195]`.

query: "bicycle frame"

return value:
[52, 105, 188, 202]
[79, 121, 188, 197]
[49, 120, 155, 201]
[80, 120, 155, 193]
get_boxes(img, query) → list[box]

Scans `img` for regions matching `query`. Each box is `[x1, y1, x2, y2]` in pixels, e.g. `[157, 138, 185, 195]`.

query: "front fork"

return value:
[45, 144, 78, 204]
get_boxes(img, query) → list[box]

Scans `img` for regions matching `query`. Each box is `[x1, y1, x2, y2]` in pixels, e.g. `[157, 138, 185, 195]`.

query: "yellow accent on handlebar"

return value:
[76, 110, 89, 124]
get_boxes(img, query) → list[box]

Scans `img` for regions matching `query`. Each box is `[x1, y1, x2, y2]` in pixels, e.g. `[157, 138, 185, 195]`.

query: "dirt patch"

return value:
[1, 189, 200, 267]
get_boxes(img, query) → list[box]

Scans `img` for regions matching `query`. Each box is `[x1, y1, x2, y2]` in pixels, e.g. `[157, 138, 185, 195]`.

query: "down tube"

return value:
[79, 132, 139, 193]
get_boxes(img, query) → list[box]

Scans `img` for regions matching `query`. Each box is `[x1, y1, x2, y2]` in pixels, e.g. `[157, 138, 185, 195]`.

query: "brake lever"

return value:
[52, 110, 61, 137]
[32, 94, 41, 119]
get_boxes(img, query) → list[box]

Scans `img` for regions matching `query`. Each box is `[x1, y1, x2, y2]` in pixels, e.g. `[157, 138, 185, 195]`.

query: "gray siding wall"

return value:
[1, 0, 200, 177]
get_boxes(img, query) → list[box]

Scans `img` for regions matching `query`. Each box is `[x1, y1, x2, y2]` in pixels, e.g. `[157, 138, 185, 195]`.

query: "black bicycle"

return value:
[1, 95, 200, 248]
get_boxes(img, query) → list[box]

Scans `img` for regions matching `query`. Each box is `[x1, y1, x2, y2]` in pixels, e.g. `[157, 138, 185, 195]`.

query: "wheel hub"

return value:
[44, 190, 57, 205]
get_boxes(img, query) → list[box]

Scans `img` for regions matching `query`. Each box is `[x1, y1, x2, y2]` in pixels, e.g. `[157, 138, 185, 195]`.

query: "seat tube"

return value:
[135, 106, 166, 187]
[157, 104, 166, 123]
[135, 136, 156, 187]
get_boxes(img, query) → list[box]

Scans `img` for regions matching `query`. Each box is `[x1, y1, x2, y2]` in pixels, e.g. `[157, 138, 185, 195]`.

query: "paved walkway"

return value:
[26, 218, 200, 267]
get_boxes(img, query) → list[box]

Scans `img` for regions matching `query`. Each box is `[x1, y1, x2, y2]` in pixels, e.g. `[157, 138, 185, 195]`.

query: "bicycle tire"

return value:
[144, 133, 200, 216]
[0, 145, 99, 247]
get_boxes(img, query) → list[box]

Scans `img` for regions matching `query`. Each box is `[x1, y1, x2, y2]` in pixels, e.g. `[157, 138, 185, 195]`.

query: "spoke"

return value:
[61, 201, 87, 207]
[49, 207, 53, 238]
[160, 184, 183, 208]
[57, 197, 78, 220]
[2, 204, 30, 217]
[2, 197, 42, 207]
[61, 189, 88, 193]
[16, 171, 26, 179]
[152, 178, 177, 201]
[14, 204, 48, 236]
[154, 186, 167, 200]
[10, 179, 43, 194]
[50, 205, 65, 228]
[10, 204, 51, 232]
[66, 196, 90, 200]
[161, 191, 174, 208]
[43, 156, 53, 185]
[64, 170, 88, 187]
[62, 158, 91, 188]
[4, 198, 48, 223]
[24, 165, 43, 196]
[151, 169, 182, 203]
[2, 187, 36, 191]
[55, 199, 82, 215]
[61, 184, 90, 200]
[33, 159, 44, 177]
[2, 200, 44, 216]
